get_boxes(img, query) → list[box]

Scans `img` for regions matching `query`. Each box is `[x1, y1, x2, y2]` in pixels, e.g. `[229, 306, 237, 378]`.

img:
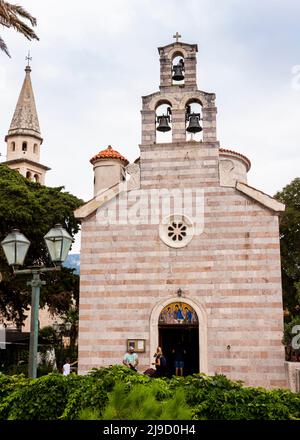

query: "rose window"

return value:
[168, 221, 187, 242]
[159, 214, 194, 248]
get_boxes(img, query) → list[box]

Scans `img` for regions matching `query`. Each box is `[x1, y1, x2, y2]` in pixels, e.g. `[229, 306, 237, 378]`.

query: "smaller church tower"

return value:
[3, 63, 50, 184]
[90, 145, 129, 197]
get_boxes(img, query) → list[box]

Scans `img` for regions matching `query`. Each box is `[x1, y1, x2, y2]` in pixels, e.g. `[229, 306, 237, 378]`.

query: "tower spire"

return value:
[6, 58, 42, 142]
[3, 60, 50, 184]
[25, 50, 32, 69]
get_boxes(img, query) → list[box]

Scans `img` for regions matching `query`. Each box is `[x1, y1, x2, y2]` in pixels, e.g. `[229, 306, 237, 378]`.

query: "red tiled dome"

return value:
[219, 148, 251, 171]
[90, 145, 129, 165]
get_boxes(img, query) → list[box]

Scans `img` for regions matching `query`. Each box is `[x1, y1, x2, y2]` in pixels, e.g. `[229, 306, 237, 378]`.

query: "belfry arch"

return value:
[149, 296, 208, 374]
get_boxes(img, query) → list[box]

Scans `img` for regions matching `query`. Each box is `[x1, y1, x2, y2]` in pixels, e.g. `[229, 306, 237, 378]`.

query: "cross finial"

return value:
[173, 32, 182, 43]
[25, 50, 32, 68]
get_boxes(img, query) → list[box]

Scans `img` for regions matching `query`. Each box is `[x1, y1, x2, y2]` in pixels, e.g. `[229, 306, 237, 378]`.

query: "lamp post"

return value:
[53, 320, 72, 343]
[1, 224, 73, 378]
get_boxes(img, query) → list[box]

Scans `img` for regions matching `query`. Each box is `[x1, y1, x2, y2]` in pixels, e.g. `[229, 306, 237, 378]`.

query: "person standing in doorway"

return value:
[152, 346, 167, 377]
[172, 343, 186, 376]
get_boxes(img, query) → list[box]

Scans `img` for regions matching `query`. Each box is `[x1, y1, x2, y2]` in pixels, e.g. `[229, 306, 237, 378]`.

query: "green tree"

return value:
[0, 165, 83, 326]
[0, 0, 39, 57]
[274, 178, 300, 319]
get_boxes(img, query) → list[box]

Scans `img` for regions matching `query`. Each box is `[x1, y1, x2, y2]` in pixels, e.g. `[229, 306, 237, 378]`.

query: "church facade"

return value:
[75, 39, 287, 388]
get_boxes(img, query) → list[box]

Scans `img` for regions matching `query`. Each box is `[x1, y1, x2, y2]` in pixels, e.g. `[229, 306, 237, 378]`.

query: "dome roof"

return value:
[90, 145, 129, 165]
[219, 148, 251, 171]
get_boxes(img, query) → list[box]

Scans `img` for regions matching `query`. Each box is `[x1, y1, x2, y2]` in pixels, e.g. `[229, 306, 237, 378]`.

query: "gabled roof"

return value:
[5, 66, 42, 142]
[158, 42, 198, 53]
[236, 182, 285, 213]
[75, 178, 285, 221]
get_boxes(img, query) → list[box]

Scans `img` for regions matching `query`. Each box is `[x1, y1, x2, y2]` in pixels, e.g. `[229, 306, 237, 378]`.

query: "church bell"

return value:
[156, 115, 171, 132]
[172, 59, 185, 81]
[156, 106, 172, 132]
[186, 113, 202, 133]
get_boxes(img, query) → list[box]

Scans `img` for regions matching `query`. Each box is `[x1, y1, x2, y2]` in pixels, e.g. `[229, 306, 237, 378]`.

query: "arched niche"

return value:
[185, 98, 203, 142]
[166, 46, 189, 60]
[155, 100, 172, 144]
[26, 171, 31, 180]
[172, 52, 185, 85]
[147, 94, 177, 111]
[149, 296, 208, 374]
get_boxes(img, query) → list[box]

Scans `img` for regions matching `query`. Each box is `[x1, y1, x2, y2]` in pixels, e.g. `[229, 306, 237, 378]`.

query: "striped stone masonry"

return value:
[77, 39, 287, 389]
[78, 177, 287, 387]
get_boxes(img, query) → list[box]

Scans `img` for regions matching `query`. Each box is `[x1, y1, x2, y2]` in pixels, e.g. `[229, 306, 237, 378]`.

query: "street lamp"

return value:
[1, 224, 73, 378]
[44, 224, 73, 265]
[1, 229, 30, 268]
[53, 320, 72, 334]
[65, 321, 72, 332]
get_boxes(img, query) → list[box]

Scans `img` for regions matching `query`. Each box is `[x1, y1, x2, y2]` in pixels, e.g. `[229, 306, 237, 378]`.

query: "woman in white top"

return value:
[62, 358, 77, 375]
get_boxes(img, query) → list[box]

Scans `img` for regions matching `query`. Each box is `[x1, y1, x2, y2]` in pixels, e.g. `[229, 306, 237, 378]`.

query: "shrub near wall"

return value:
[0, 367, 300, 420]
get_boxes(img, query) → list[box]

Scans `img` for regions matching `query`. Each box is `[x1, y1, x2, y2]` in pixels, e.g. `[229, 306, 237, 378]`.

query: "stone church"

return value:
[75, 38, 287, 388]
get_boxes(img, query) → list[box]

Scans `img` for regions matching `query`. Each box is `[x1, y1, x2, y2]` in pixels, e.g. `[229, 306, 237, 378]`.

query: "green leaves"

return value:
[0, 0, 39, 57]
[0, 367, 300, 420]
[0, 165, 83, 325]
[274, 178, 300, 320]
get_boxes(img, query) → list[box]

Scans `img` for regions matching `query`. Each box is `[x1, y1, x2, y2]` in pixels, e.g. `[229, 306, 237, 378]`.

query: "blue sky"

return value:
[0, 0, 299, 247]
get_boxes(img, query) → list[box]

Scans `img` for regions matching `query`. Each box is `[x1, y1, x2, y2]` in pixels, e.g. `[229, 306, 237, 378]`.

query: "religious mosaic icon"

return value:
[159, 302, 198, 325]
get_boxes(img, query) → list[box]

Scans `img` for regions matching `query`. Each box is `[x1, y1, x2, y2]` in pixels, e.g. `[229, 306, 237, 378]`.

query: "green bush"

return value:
[0, 373, 77, 420]
[101, 381, 192, 420]
[61, 375, 108, 420]
[0, 366, 299, 420]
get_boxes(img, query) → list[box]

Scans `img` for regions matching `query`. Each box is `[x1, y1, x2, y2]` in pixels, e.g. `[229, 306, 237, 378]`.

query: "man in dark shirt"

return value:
[172, 343, 186, 376]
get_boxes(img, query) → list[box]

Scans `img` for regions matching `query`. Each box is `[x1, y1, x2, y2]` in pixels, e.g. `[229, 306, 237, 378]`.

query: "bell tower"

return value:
[3, 61, 50, 184]
[141, 35, 217, 146]
[140, 35, 219, 189]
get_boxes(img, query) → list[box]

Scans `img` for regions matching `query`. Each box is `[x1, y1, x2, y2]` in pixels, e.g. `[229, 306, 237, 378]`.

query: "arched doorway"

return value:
[150, 297, 208, 374]
[158, 301, 199, 376]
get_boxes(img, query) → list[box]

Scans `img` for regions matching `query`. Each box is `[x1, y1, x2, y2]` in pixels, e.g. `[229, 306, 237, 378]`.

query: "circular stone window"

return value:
[159, 214, 194, 248]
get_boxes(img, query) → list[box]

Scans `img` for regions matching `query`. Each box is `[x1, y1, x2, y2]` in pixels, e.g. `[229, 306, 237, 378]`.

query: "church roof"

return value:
[90, 145, 129, 165]
[1, 158, 51, 171]
[219, 148, 251, 171]
[158, 42, 198, 53]
[5, 66, 42, 141]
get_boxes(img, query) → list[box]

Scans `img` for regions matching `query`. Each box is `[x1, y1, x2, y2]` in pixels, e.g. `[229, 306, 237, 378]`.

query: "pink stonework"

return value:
[76, 40, 287, 389]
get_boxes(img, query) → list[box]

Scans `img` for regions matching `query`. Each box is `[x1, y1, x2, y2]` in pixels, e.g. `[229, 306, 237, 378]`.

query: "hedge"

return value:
[0, 366, 299, 420]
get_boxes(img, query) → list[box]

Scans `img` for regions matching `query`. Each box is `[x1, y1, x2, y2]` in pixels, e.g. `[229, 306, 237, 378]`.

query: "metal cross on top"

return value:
[25, 51, 32, 67]
[173, 32, 182, 43]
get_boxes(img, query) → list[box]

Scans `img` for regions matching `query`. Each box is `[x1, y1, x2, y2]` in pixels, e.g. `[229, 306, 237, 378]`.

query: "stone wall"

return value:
[285, 362, 300, 392]
[78, 140, 287, 388]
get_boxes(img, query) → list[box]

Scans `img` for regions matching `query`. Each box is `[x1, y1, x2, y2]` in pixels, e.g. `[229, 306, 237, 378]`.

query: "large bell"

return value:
[186, 113, 202, 133]
[172, 59, 185, 81]
[157, 115, 171, 132]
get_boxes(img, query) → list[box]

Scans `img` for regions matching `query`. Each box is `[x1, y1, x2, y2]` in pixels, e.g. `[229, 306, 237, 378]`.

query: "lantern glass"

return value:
[44, 224, 73, 264]
[65, 321, 72, 332]
[1, 229, 30, 267]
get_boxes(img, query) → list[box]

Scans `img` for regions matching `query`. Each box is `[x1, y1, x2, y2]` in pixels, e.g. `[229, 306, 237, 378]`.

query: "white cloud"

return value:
[0, 0, 299, 206]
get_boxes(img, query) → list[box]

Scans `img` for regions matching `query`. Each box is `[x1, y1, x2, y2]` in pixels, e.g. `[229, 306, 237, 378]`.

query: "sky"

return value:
[0, 0, 300, 251]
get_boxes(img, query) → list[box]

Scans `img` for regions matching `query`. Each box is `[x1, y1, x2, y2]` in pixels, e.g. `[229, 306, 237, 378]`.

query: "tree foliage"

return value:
[0, 0, 39, 57]
[0, 166, 83, 325]
[275, 178, 300, 318]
